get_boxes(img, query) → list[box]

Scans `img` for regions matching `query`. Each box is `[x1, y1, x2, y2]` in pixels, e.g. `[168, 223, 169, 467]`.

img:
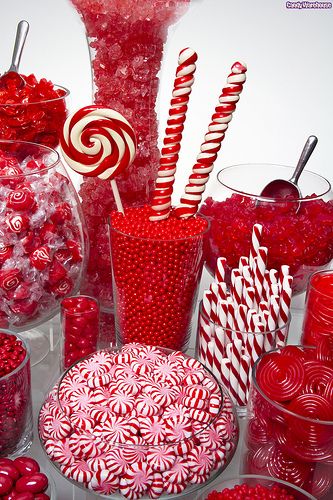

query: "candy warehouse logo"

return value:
[286, 1, 332, 7]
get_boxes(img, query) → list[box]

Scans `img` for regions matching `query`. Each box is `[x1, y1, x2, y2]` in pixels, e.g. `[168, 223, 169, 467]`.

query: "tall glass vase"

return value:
[70, 0, 192, 345]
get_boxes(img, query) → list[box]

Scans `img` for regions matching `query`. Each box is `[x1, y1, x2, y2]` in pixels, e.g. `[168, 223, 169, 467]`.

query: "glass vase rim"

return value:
[217, 164, 331, 201]
[110, 212, 210, 242]
[0, 83, 70, 107]
[55, 346, 236, 446]
[252, 345, 333, 425]
[61, 294, 99, 316]
[308, 269, 333, 300]
[0, 139, 60, 179]
[0, 329, 31, 381]
[199, 300, 291, 335]
[200, 474, 316, 499]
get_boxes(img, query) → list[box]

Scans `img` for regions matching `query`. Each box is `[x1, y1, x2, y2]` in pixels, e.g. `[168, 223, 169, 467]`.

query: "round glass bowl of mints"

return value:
[38, 344, 238, 499]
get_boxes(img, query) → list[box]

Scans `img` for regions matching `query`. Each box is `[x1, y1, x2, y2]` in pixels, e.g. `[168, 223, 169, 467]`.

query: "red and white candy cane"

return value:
[150, 48, 197, 221]
[249, 223, 263, 271]
[215, 256, 227, 283]
[175, 61, 247, 218]
[60, 105, 137, 214]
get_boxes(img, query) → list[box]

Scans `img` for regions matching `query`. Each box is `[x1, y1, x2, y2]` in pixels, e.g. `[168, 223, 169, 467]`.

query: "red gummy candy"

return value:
[29, 246, 52, 271]
[6, 190, 36, 211]
[0, 269, 22, 292]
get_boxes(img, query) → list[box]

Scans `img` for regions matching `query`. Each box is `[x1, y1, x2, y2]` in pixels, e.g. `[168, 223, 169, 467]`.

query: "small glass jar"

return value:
[110, 211, 209, 351]
[196, 301, 290, 414]
[243, 346, 333, 499]
[197, 474, 316, 500]
[0, 330, 32, 457]
[61, 295, 99, 370]
[302, 270, 333, 348]
[200, 164, 333, 295]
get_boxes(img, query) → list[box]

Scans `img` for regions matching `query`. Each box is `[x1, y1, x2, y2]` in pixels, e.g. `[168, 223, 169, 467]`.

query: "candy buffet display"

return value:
[0, 456, 52, 498]
[200, 164, 333, 294]
[0, 331, 32, 457]
[244, 345, 333, 498]
[61, 295, 99, 370]
[197, 475, 316, 500]
[196, 224, 292, 408]
[71, 0, 192, 309]
[0, 140, 86, 330]
[302, 270, 333, 348]
[39, 344, 238, 498]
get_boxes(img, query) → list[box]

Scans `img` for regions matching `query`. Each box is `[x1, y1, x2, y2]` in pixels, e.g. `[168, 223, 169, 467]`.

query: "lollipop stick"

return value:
[110, 179, 124, 214]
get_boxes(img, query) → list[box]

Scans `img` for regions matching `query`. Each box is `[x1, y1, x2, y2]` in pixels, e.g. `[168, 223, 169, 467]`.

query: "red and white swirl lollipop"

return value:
[60, 105, 137, 214]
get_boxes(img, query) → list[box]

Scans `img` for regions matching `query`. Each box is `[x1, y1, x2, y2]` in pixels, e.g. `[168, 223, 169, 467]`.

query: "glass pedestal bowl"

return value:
[200, 164, 333, 295]
[0, 140, 87, 364]
[39, 345, 238, 499]
[196, 474, 316, 499]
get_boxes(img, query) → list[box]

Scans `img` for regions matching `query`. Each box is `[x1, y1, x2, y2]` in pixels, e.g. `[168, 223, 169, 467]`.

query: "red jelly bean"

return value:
[0, 462, 20, 481]
[13, 458, 40, 477]
[0, 474, 14, 495]
[4, 493, 34, 500]
[34, 495, 50, 500]
[15, 473, 48, 494]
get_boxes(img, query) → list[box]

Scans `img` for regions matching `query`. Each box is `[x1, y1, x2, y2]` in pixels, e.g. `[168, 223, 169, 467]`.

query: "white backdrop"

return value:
[0, 0, 332, 198]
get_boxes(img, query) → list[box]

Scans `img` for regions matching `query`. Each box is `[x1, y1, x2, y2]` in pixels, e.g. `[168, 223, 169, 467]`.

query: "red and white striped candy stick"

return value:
[278, 264, 290, 293]
[242, 265, 254, 288]
[262, 270, 270, 302]
[209, 283, 219, 323]
[220, 358, 230, 391]
[206, 340, 215, 372]
[231, 275, 244, 309]
[243, 286, 255, 310]
[212, 328, 224, 380]
[215, 256, 227, 283]
[150, 48, 197, 221]
[239, 256, 249, 274]
[249, 224, 263, 271]
[277, 280, 292, 345]
[175, 61, 247, 218]
[226, 341, 242, 406]
[237, 304, 248, 334]
[61, 105, 137, 214]
[202, 290, 213, 319]
[269, 294, 280, 327]
[231, 268, 241, 287]
[218, 300, 233, 344]
[254, 246, 268, 305]
[239, 354, 250, 405]
[217, 282, 227, 302]
[262, 309, 276, 352]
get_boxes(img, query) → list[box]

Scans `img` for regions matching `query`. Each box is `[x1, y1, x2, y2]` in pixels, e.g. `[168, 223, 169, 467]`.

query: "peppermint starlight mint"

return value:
[286, 1, 332, 8]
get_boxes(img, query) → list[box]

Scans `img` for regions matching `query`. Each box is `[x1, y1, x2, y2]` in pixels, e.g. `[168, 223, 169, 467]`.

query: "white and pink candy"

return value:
[39, 344, 238, 498]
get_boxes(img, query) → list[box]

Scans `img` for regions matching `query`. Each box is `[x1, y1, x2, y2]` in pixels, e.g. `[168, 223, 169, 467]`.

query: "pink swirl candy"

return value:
[108, 390, 135, 414]
[145, 382, 180, 407]
[165, 415, 192, 442]
[148, 472, 164, 499]
[68, 460, 93, 483]
[94, 416, 134, 444]
[70, 411, 95, 432]
[68, 432, 106, 459]
[146, 445, 176, 472]
[136, 393, 161, 417]
[163, 457, 189, 484]
[140, 415, 166, 445]
[187, 446, 213, 474]
[88, 470, 119, 495]
[120, 462, 153, 497]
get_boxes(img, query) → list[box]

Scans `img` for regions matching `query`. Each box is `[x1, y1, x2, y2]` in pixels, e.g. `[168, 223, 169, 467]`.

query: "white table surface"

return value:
[28, 267, 305, 499]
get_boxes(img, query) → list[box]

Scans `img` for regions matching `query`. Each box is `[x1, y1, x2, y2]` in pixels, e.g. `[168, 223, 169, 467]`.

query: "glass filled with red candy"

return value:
[200, 164, 333, 295]
[243, 344, 333, 499]
[0, 72, 68, 148]
[61, 295, 99, 370]
[0, 331, 32, 457]
[302, 270, 333, 349]
[0, 140, 87, 331]
[110, 206, 209, 350]
[197, 474, 316, 499]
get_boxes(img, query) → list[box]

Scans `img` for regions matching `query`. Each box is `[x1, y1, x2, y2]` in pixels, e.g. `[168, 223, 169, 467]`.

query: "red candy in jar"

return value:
[200, 164, 333, 295]
[0, 142, 85, 329]
[0, 73, 68, 148]
[205, 483, 297, 499]
[110, 206, 208, 350]
[61, 295, 99, 369]
[302, 270, 333, 349]
[0, 332, 32, 456]
[244, 344, 333, 499]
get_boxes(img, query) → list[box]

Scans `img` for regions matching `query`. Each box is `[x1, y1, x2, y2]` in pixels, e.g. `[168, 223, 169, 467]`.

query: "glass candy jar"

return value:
[0, 140, 87, 331]
[200, 164, 333, 295]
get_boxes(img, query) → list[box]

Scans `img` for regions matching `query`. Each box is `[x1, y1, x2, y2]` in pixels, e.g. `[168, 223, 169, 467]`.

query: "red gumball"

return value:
[29, 246, 52, 271]
[6, 190, 36, 212]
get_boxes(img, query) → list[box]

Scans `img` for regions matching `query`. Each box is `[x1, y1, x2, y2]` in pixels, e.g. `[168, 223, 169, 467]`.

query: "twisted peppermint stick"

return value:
[175, 61, 247, 218]
[150, 48, 197, 221]
[249, 223, 263, 271]
[215, 256, 227, 283]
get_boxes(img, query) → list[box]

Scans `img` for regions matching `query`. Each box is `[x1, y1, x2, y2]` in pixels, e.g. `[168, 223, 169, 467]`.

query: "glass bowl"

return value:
[0, 139, 87, 331]
[243, 346, 333, 499]
[200, 164, 333, 295]
[0, 81, 69, 148]
[39, 345, 239, 498]
[196, 474, 316, 499]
